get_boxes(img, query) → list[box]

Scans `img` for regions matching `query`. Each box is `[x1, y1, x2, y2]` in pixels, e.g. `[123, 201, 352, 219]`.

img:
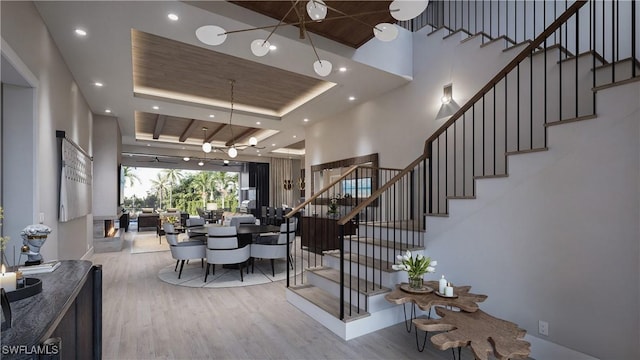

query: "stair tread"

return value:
[309, 267, 391, 296]
[344, 236, 424, 252]
[289, 284, 370, 322]
[325, 252, 395, 273]
[359, 220, 425, 232]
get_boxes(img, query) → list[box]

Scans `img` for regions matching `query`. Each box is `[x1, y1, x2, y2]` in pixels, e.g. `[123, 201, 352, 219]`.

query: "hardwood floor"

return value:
[90, 230, 459, 360]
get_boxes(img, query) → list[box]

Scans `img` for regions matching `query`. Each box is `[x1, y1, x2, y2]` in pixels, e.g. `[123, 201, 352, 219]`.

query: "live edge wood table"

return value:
[385, 280, 530, 360]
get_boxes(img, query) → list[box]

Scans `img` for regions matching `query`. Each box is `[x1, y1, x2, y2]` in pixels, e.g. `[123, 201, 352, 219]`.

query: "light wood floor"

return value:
[90, 230, 463, 360]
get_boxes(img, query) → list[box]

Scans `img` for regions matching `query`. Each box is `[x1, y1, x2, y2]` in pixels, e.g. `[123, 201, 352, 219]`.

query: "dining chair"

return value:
[275, 207, 284, 226]
[166, 233, 206, 279]
[185, 218, 206, 241]
[205, 226, 250, 282]
[161, 222, 179, 244]
[251, 220, 296, 276]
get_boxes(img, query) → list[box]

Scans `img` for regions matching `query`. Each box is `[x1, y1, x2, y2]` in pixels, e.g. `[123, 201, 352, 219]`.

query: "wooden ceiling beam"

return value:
[225, 128, 259, 147]
[205, 124, 227, 143]
[179, 119, 200, 142]
[152, 114, 166, 139]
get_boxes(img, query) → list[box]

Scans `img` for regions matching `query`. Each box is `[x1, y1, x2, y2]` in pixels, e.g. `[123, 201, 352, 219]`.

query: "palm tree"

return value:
[122, 166, 141, 188]
[150, 173, 169, 209]
[211, 171, 238, 210]
[191, 172, 212, 208]
[162, 169, 183, 208]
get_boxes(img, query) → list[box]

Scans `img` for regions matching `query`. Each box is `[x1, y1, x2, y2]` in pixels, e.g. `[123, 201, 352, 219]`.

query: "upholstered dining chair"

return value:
[251, 219, 296, 276]
[165, 233, 206, 279]
[205, 226, 251, 282]
[185, 218, 206, 241]
[161, 222, 179, 244]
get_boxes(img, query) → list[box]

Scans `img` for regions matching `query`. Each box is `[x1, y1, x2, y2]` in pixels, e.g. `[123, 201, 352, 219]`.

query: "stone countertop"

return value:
[1, 260, 94, 357]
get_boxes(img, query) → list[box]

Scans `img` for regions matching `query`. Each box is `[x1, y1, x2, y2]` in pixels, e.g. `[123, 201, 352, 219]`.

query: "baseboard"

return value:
[81, 246, 95, 260]
[526, 334, 599, 360]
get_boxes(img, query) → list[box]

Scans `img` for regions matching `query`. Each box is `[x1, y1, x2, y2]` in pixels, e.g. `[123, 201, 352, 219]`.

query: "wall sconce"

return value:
[283, 180, 292, 190]
[436, 83, 461, 120]
[298, 178, 306, 191]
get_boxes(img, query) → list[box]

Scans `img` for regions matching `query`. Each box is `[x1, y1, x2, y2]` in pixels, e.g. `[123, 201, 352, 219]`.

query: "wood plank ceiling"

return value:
[230, 1, 395, 48]
[131, 29, 330, 148]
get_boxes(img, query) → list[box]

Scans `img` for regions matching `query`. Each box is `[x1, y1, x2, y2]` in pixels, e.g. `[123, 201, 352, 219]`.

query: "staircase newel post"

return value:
[286, 219, 290, 288]
[339, 224, 345, 321]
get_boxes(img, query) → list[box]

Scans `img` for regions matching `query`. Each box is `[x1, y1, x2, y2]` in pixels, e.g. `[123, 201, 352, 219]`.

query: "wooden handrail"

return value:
[423, 0, 587, 155]
[285, 165, 360, 218]
[337, 153, 428, 225]
[337, 1, 587, 226]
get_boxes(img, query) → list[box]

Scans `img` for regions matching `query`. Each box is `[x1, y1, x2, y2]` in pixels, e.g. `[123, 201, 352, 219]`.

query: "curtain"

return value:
[270, 158, 294, 207]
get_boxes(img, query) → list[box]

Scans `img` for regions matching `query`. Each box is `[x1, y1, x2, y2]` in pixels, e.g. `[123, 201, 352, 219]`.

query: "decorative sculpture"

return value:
[20, 224, 52, 265]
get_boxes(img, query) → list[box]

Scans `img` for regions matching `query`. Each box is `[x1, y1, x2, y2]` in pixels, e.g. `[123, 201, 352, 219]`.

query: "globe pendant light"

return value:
[250, 39, 271, 57]
[306, 0, 327, 21]
[313, 60, 332, 77]
[249, 137, 258, 146]
[202, 127, 212, 153]
[228, 146, 238, 158]
[373, 23, 398, 42]
[389, 0, 429, 21]
[195, 25, 227, 46]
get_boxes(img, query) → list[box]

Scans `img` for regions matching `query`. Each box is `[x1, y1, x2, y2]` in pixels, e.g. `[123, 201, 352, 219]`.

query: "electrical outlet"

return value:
[538, 320, 549, 336]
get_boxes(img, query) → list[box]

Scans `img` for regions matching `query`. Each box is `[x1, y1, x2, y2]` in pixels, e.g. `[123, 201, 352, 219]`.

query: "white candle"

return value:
[445, 282, 454, 297]
[1, 265, 17, 292]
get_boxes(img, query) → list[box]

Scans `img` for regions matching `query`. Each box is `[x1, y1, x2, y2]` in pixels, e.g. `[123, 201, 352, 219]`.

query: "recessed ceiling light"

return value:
[152, 105, 159, 110]
[303, 118, 309, 122]
[183, 157, 190, 161]
[74, 28, 87, 36]
[269, 45, 277, 51]
[147, 144, 151, 147]
[168, 13, 179, 21]
[223, 160, 230, 164]
[256, 121, 261, 125]
[348, 96, 356, 101]
[209, 114, 215, 118]
[258, 154, 262, 157]
[181, 146, 185, 150]
[272, 143, 276, 147]
[198, 161, 204, 166]
[293, 135, 297, 138]
[256, 150, 260, 153]
[94, 82, 103, 87]
[105, 109, 112, 113]
[339, 67, 347, 72]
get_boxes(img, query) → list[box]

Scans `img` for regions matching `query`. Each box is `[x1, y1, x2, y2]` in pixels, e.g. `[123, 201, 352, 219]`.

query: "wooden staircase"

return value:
[285, 0, 639, 341]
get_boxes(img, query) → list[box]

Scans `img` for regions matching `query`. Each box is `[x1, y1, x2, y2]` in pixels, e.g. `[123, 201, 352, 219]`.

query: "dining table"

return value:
[189, 223, 281, 247]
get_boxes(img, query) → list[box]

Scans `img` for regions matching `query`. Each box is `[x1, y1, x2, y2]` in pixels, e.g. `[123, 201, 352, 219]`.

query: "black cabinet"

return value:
[119, 213, 129, 232]
[1, 261, 102, 360]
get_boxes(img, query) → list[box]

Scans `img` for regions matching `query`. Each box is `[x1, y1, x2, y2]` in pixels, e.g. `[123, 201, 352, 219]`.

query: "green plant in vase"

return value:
[327, 194, 341, 218]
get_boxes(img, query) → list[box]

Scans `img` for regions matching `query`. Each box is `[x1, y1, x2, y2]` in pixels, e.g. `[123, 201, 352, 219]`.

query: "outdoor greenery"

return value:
[122, 167, 239, 215]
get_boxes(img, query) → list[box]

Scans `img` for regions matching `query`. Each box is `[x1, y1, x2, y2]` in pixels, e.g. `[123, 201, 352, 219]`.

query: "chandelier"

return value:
[195, 0, 429, 77]
[201, 80, 263, 158]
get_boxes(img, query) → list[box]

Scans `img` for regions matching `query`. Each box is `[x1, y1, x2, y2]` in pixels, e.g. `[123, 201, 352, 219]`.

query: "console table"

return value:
[300, 216, 356, 253]
[1, 260, 102, 360]
[385, 280, 530, 360]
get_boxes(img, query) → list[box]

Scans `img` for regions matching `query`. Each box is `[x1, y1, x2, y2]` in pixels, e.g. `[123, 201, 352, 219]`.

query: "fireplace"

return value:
[104, 219, 116, 237]
[93, 216, 123, 253]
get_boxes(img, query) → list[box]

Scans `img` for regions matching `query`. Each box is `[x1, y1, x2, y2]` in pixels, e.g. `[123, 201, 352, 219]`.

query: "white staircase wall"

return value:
[425, 80, 640, 360]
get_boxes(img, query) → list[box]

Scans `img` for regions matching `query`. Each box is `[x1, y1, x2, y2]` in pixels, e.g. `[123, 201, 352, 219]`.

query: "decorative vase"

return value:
[409, 275, 424, 289]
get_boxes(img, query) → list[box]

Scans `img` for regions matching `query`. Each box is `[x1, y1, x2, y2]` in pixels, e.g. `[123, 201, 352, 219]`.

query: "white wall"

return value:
[427, 81, 639, 359]
[93, 115, 121, 217]
[1, 1, 93, 261]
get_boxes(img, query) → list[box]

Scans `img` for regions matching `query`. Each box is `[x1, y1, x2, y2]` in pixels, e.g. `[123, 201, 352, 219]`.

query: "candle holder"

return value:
[6, 278, 43, 302]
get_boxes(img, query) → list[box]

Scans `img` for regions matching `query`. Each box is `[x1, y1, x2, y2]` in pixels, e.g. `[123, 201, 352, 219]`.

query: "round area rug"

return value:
[158, 255, 304, 288]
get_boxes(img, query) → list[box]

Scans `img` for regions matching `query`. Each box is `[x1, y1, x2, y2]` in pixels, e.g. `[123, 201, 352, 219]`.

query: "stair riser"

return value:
[357, 226, 424, 243]
[306, 271, 395, 313]
[343, 240, 421, 265]
[323, 255, 401, 287]
[595, 60, 640, 87]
